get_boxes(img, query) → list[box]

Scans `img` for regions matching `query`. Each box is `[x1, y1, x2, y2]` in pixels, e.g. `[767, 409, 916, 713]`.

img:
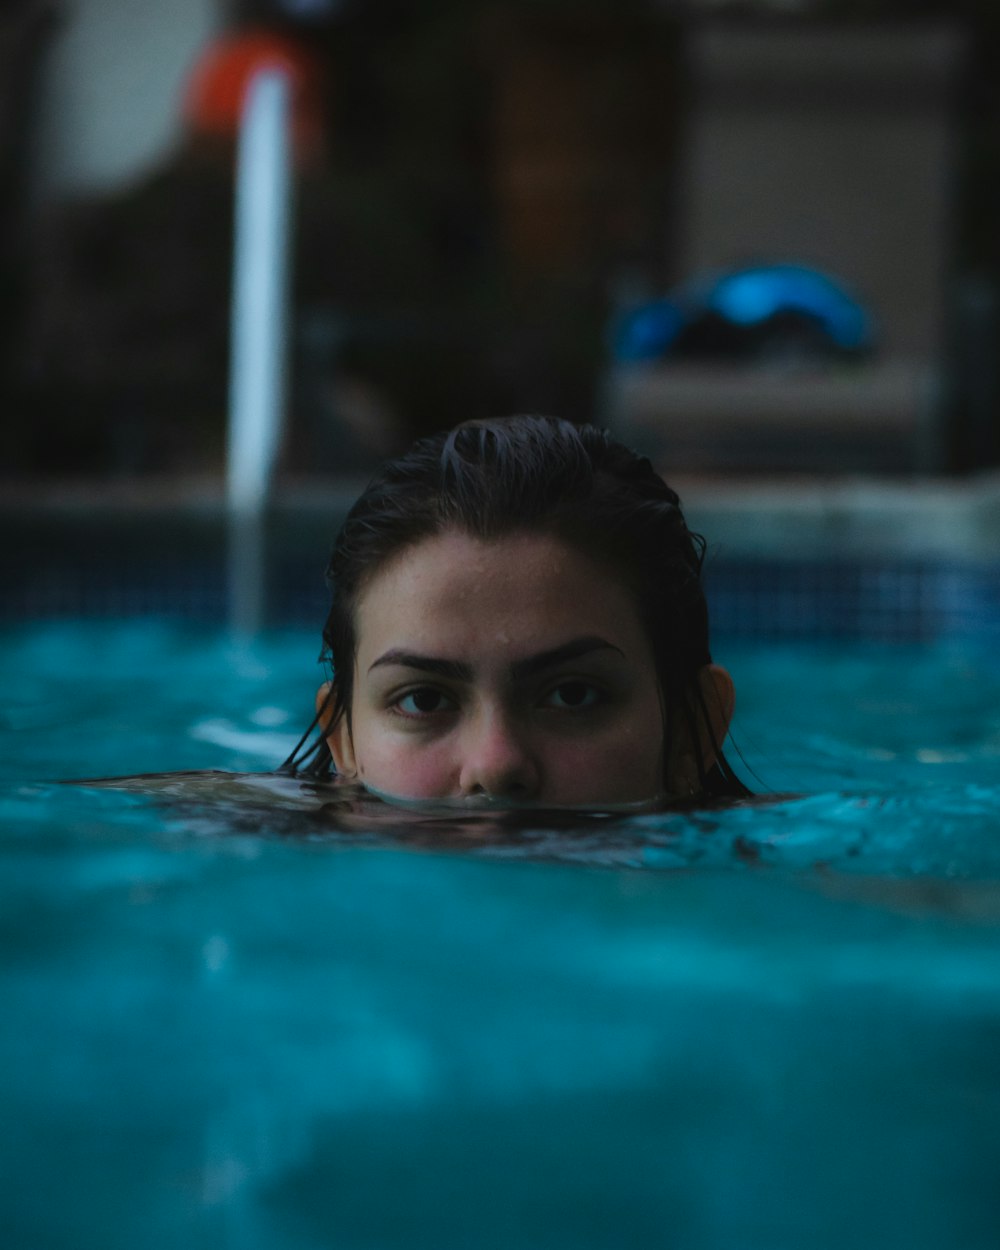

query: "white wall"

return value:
[32, 0, 220, 199]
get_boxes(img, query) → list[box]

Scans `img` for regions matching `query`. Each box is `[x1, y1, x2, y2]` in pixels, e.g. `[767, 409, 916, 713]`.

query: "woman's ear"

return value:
[670, 664, 735, 794]
[315, 681, 356, 777]
[697, 664, 735, 769]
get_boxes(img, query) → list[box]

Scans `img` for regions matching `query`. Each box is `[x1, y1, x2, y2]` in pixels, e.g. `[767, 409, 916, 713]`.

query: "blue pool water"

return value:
[3, 620, 1000, 1249]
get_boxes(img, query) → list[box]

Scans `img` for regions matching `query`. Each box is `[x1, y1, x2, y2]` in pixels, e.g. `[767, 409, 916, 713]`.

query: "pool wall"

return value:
[3, 473, 1000, 640]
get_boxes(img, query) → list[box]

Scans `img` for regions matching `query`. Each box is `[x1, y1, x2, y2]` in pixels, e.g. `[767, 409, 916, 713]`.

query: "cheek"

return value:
[545, 724, 663, 803]
[350, 729, 456, 800]
[593, 698, 665, 798]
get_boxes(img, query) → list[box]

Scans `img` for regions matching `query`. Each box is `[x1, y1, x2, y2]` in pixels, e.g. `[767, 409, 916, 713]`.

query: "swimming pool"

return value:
[3, 617, 1000, 1248]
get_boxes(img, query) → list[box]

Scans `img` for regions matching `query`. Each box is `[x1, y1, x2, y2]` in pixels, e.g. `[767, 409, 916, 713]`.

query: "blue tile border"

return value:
[704, 559, 1000, 642]
[2, 548, 998, 642]
[2, 501, 998, 640]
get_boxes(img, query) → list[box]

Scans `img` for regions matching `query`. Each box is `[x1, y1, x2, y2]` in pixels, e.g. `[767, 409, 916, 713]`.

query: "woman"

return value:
[283, 414, 747, 806]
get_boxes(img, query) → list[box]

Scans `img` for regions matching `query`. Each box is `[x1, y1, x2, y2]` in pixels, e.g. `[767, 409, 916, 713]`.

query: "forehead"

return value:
[352, 529, 648, 661]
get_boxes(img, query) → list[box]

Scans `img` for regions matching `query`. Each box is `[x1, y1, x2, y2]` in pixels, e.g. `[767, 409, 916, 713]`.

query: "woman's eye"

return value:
[543, 681, 601, 710]
[394, 687, 454, 717]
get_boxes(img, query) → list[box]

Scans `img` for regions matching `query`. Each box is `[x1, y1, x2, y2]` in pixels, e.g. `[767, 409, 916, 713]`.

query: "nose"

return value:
[457, 709, 541, 801]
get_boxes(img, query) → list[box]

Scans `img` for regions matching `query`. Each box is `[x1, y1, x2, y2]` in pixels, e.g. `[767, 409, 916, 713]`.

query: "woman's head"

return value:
[287, 415, 744, 804]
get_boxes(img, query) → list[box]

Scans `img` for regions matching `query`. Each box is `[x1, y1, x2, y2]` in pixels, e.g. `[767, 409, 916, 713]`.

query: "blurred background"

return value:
[2, 0, 999, 484]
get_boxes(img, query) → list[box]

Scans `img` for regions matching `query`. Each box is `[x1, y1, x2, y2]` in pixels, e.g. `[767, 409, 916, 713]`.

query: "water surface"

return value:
[3, 621, 1000, 1250]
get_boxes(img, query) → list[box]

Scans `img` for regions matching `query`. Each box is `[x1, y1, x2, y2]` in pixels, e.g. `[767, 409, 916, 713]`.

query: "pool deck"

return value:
[3, 470, 1000, 562]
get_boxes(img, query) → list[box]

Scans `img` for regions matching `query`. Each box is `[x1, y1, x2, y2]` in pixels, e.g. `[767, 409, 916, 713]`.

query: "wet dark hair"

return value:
[281, 414, 748, 798]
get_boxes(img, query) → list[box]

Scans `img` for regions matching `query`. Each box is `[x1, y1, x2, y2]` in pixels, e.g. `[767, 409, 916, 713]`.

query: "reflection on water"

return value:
[78, 769, 762, 863]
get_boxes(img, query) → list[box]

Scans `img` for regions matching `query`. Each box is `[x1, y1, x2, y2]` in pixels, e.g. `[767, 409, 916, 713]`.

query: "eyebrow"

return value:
[368, 651, 472, 681]
[367, 636, 624, 681]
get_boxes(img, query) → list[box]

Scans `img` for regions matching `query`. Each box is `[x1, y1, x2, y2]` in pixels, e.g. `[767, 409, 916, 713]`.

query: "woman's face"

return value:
[322, 529, 729, 807]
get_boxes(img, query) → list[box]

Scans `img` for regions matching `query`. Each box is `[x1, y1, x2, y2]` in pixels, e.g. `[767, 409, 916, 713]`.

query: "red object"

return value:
[181, 27, 326, 155]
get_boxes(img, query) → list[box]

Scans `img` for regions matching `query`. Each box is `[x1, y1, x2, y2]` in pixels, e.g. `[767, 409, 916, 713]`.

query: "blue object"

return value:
[611, 263, 875, 363]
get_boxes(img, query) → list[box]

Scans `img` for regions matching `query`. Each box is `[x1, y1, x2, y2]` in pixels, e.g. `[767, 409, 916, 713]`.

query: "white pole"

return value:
[227, 67, 293, 631]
